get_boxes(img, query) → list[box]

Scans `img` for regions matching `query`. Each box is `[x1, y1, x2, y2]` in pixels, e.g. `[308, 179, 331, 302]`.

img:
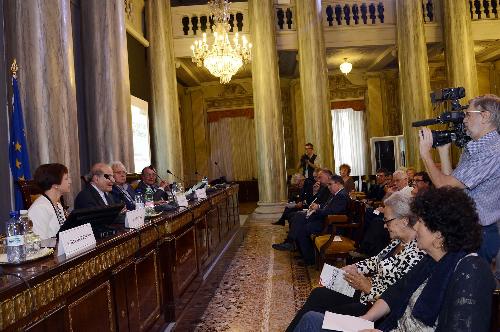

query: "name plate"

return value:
[57, 223, 96, 257]
[176, 193, 189, 207]
[125, 208, 145, 229]
[195, 188, 207, 200]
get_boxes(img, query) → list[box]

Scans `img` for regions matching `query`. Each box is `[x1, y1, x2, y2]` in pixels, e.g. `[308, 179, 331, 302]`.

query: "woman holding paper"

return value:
[287, 192, 424, 331]
[296, 187, 495, 332]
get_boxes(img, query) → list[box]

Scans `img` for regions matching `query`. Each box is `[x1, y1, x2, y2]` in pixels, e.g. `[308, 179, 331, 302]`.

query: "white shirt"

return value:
[399, 185, 414, 198]
[28, 195, 65, 240]
[91, 183, 108, 205]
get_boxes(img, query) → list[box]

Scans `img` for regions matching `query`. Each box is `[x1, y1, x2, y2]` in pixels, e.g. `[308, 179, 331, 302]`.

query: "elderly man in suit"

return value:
[135, 166, 170, 201]
[74, 163, 117, 209]
[110, 161, 136, 210]
[274, 174, 350, 266]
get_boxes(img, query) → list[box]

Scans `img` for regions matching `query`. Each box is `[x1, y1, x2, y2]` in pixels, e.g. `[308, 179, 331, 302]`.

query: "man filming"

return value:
[418, 94, 500, 264]
[297, 143, 321, 179]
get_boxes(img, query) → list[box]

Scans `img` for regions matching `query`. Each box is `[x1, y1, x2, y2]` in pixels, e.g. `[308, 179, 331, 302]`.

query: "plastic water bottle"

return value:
[19, 210, 40, 255]
[6, 211, 26, 263]
[134, 192, 145, 210]
[144, 187, 155, 215]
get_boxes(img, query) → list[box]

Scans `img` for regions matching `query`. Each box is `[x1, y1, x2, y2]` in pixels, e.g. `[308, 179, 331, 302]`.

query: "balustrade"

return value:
[171, 4, 249, 38]
[321, 1, 389, 26]
[276, 5, 295, 30]
[470, 0, 499, 20]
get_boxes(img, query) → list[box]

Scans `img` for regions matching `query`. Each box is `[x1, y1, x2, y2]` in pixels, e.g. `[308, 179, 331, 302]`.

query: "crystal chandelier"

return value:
[190, 0, 252, 84]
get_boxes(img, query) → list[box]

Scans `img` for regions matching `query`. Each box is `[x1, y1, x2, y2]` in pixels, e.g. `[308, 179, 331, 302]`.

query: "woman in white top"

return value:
[28, 163, 71, 239]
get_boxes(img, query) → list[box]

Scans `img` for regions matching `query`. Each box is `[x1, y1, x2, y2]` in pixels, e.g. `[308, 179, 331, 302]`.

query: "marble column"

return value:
[146, 0, 184, 181]
[80, 0, 134, 168]
[396, 1, 433, 170]
[3, 0, 81, 199]
[249, 0, 287, 219]
[295, 0, 334, 170]
[442, 0, 479, 99]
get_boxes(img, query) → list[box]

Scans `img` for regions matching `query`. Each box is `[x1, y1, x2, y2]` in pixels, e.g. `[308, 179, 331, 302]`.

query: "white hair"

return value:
[110, 161, 126, 172]
[384, 191, 413, 219]
[393, 170, 407, 179]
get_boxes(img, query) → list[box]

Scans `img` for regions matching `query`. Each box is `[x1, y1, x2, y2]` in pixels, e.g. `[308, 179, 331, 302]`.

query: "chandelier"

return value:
[190, 0, 252, 84]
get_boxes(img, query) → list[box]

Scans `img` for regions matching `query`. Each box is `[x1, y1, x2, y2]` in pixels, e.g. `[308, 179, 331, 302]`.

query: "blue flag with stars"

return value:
[9, 75, 31, 211]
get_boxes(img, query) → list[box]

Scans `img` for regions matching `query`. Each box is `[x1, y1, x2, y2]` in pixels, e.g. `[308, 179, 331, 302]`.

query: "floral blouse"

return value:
[355, 239, 425, 304]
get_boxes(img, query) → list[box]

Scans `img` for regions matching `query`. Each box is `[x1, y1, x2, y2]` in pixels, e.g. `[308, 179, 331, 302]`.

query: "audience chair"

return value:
[126, 173, 141, 190]
[313, 200, 366, 269]
[16, 179, 67, 210]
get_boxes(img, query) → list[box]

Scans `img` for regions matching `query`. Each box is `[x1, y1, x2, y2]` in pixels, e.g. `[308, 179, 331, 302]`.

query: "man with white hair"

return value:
[110, 161, 136, 210]
[383, 170, 413, 200]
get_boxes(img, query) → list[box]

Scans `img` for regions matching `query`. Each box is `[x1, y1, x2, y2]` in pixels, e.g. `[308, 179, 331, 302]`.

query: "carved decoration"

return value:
[329, 74, 366, 101]
[218, 83, 248, 97]
[205, 96, 254, 111]
[124, 0, 133, 22]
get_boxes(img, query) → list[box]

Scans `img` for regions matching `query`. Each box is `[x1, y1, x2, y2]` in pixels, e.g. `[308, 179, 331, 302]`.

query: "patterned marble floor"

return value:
[174, 219, 313, 332]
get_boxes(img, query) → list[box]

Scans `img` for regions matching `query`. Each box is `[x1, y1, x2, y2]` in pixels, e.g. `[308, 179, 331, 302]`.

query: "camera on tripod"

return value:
[412, 87, 470, 147]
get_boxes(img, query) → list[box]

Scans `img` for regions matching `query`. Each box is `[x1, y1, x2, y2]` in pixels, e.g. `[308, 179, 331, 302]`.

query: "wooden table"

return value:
[0, 185, 240, 331]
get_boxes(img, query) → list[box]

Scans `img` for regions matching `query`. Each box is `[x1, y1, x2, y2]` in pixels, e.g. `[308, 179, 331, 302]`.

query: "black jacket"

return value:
[74, 184, 117, 210]
[135, 181, 169, 201]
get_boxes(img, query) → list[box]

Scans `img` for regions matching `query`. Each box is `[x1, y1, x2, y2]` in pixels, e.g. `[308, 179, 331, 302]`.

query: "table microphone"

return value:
[167, 169, 185, 183]
[214, 161, 224, 179]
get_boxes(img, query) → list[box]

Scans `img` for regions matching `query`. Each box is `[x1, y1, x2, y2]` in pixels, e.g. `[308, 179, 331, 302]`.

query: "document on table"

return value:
[322, 312, 374, 331]
[319, 263, 355, 297]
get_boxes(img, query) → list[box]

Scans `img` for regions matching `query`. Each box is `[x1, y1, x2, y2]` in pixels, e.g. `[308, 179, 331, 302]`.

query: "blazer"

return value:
[135, 181, 169, 201]
[28, 195, 65, 240]
[314, 188, 350, 219]
[111, 184, 136, 210]
[74, 184, 116, 210]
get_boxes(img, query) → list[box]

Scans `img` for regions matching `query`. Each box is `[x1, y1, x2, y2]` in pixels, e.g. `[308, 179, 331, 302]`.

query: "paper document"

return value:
[333, 235, 342, 242]
[322, 312, 374, 331]
[319, 263, 355, 297]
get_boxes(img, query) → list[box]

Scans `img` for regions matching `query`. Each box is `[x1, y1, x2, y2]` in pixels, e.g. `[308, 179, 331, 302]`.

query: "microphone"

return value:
[214, 161, 223, 178]
[148, 165, 167, 183]
[167, 169, 185, 183]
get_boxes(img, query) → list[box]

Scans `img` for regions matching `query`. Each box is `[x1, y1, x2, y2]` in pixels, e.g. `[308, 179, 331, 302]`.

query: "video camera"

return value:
[412, 87, 470, 148]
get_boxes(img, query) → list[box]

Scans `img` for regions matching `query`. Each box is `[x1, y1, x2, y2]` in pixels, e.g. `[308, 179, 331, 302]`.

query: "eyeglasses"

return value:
[383, 217, 396, 224]
[102, 174, 114, 180]
[463, 110, 483, 118]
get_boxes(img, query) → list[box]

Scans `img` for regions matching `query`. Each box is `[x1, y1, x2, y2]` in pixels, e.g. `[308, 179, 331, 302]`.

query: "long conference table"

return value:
[0, 184, 240, 331]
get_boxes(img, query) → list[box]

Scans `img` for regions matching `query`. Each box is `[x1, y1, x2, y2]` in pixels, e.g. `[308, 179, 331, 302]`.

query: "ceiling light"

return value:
[339, 58, 353, 75]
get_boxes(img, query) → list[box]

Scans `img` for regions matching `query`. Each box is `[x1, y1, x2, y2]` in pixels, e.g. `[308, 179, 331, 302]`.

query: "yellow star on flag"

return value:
[14, 141, 21, 152]
[18, 175, 25, 181]
[15, 159, 22, 169]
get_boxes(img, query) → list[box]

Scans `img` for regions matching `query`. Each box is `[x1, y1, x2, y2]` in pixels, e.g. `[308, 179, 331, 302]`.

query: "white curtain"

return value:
[331, 108, 368, 176]
[209, 117, 258, 181]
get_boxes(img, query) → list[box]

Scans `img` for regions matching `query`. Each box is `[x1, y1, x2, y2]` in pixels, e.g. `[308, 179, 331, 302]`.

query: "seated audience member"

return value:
[74, 163, 117, 209]
[339, 163, 356, 193]
[383, 170, 413, 200]
[295, 187, 495, 332]
[273, 173, 315, 226]
[411, 171, 433, 196]
[136, 166, 170, 201]
[406, 166, 416, 187]
[272, 169, 334, 249]
[286, 192, 424, 331]
[366, 168, 390, 202]
[28, 163, 70, 239]
[110, 161, 135, 210]
[274, 175, 350, 266]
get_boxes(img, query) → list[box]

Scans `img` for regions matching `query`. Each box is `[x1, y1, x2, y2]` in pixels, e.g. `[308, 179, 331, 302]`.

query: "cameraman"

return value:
[418, 94, 500, 264]
[297, 143, 321, 179]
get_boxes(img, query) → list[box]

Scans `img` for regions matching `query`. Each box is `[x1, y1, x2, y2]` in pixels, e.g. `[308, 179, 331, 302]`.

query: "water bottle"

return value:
[19, 210, 40, 255]
[135, 192, 145, 210]
[144, 187, 155, 215]
[6, 211, 26, 263]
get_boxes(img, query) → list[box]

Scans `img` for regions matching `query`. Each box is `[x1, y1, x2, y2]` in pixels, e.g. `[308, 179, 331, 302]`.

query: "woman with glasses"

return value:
[287, 191, 425, 331]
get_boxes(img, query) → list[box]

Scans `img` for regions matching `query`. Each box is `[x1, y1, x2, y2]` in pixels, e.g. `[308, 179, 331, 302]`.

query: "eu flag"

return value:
[9, 72, 31, 211]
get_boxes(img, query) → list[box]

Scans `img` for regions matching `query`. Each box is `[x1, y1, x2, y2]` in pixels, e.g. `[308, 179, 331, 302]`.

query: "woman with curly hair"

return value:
[295, 187, 495, 332]
[339, 163, 356, 193]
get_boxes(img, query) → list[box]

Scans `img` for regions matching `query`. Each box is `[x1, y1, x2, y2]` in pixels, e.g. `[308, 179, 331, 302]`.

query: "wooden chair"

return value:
[16, 179, 67, 210]
[313, 200, 366, 269]
[126, 173, 141, 190]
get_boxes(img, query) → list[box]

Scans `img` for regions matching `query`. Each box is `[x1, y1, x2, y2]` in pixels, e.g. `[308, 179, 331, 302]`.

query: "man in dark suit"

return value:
[274, 175, 350, 266]
[110, 161, 136, 210]
[135, 166, 170, 201]
[74, 163, 117, 209]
